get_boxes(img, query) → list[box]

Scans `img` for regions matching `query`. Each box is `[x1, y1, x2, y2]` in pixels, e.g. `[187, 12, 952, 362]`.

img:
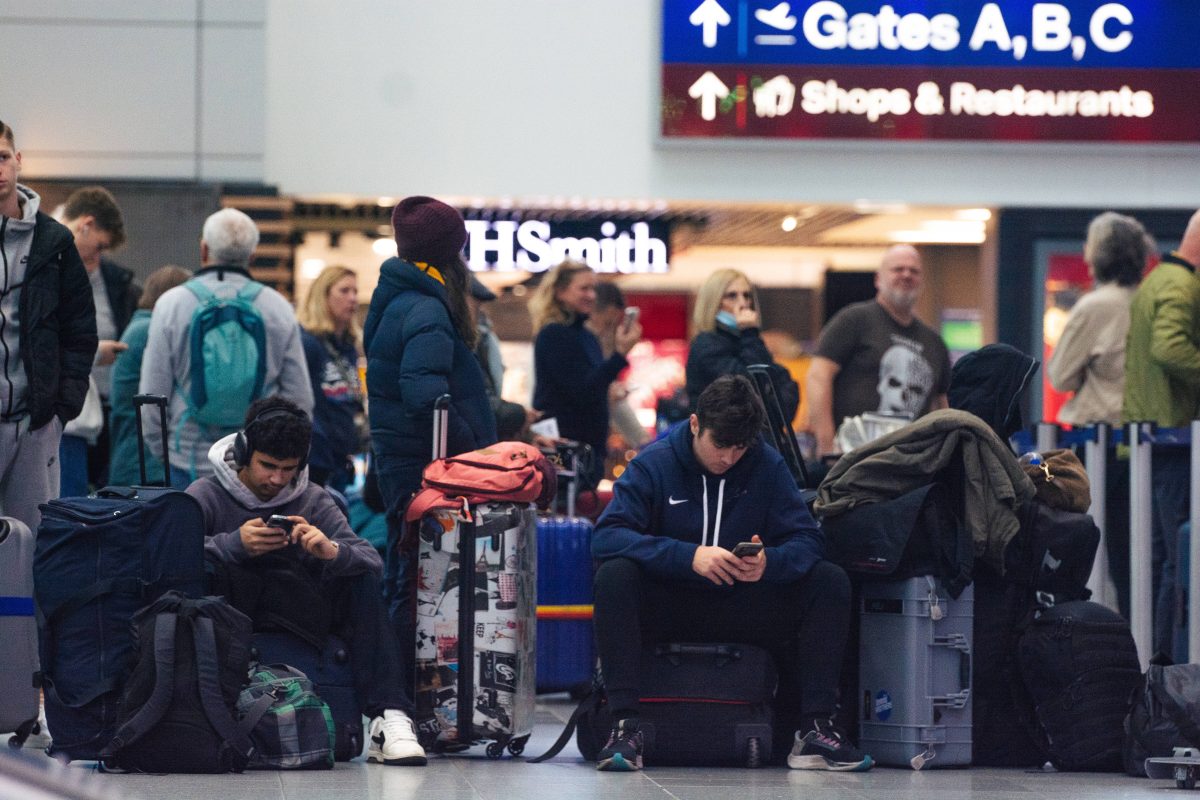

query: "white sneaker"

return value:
[367, 710, 427, 766]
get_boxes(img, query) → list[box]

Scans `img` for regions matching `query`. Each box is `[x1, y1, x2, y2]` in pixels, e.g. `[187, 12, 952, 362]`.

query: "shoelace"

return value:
[380, 716, 418, 741]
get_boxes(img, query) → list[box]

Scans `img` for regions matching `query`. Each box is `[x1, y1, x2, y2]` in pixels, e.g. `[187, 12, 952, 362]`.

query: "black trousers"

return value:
[593, 557, 850, 726]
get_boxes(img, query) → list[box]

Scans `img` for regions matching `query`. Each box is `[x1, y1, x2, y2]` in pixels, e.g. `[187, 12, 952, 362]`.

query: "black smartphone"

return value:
[731, 541, 763, 558]
[267, 514, 294, 542]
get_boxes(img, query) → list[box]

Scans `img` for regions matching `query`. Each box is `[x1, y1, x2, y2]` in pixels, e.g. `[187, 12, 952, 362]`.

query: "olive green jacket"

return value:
[1123, 253, 1200, 428]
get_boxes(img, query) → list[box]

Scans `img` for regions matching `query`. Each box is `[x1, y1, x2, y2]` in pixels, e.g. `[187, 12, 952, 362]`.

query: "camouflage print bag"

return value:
[238, 664, 335, 770]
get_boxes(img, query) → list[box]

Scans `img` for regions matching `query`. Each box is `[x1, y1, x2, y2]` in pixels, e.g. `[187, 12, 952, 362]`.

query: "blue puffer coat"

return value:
[363, 258, 496, 474]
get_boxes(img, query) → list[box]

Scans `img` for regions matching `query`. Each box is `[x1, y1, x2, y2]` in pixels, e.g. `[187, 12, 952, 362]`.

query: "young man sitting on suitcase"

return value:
[591, 375, 871, 772]
[186, 396, 427, 766]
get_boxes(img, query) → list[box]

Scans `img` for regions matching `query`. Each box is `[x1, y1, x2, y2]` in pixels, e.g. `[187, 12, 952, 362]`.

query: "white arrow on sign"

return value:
[688, 0, 731, 48]
[688, 71, 730, 121]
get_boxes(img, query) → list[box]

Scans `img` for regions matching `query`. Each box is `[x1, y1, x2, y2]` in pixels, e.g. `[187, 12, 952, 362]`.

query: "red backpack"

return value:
[404, 442, 557, 523]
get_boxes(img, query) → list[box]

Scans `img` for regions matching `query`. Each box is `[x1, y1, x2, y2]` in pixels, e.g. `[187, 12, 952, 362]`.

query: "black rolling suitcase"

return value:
[34, 395, 206, 761]
[532, 642, 777, 767]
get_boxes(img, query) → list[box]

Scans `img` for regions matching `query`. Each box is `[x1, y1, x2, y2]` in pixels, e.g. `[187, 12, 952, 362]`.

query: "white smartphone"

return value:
[623, 306, 640, 329]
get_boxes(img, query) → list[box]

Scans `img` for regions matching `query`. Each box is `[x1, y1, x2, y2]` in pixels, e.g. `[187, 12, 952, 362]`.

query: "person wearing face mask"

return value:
[686, 269, 799, 422]
[807, 245, 950, 456]
[529, 260, 642, 488]
[299, 265, 366, 492]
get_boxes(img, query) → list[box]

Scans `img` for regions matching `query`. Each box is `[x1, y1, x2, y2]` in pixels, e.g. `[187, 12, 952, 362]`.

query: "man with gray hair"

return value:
[808, 244, 950, 455]
[139, 208, 312, 486]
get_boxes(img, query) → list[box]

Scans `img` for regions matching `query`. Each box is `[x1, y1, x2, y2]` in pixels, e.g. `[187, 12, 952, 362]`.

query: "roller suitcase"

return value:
[532, 642, 776, 767]
[859, 576, 973, 769]
[0, 516, 40, 747]
[34, 395, 206, 761]
[249, 631, 363, 761]
[536, 516, 594, 695]
[413, 396, 537, 757]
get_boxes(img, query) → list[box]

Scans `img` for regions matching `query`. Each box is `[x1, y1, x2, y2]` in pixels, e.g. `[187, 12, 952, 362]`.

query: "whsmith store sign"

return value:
[661, 1, 1200, 141]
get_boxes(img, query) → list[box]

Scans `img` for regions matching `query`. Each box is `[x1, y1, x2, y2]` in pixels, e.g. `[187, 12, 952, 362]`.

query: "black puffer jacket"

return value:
[948, 343, 1039, 441]
[22, 214, 97, 429]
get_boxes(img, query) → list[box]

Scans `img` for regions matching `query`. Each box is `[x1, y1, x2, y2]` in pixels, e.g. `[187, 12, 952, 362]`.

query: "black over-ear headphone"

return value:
[232, 406, 310, 470]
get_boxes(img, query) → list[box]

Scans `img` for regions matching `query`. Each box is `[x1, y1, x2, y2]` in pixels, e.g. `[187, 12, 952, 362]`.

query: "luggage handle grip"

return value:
[133, 393, 171, 486]
[932, 635, 971, 693]
[655, 643, 742, 667]
[432, 394, 451, 462]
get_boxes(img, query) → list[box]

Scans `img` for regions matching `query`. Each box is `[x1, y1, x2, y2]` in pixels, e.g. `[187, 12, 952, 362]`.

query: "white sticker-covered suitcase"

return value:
[414, 502, 537, 757]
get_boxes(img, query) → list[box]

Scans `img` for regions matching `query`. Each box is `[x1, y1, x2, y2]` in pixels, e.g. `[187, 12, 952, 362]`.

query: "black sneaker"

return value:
[787, 718, 873, 771]
[596, 718, 644, 772]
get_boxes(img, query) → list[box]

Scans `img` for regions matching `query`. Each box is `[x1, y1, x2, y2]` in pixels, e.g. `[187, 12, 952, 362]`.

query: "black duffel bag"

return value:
[1125, 664, 1200, 776]
[531, 642, 777, 768]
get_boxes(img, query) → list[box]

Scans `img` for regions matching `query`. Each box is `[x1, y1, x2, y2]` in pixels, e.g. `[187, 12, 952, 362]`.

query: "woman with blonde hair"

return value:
[298, 264, 365, 490]
[530, 260, 641, 486]
[686, 268, 799, 419]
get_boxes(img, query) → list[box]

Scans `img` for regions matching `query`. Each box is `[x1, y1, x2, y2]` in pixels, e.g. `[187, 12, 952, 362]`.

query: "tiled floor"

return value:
[6, 700, 1190, 800]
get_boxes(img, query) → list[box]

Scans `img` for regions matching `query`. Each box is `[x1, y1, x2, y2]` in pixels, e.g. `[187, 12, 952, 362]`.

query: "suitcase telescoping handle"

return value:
[655, 642, 743, 667]
[432, 394, 451, 462]
[133, 394, 171, 487]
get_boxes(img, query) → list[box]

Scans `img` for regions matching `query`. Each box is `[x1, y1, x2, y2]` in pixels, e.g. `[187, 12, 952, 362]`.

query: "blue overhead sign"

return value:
[662, 1, 1200, 69]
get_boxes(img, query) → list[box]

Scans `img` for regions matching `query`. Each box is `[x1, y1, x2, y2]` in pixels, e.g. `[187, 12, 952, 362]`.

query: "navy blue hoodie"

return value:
[592, 421, 824, 586]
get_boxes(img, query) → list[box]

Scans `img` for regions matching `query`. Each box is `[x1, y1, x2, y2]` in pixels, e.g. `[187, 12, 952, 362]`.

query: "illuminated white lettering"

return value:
[1032, 4, 1072, 52]
[969, 4, 1012, 52]
[1091, 3, 1133, 53]
[465, 220, 517, 272]
[515, 221, 552, 271]
[804, 1, 847, 50]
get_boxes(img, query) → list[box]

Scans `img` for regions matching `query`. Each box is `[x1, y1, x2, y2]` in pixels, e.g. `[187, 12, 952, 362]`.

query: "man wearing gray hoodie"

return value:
[0, 119, 97, 530]
[187, 396, 426, 766]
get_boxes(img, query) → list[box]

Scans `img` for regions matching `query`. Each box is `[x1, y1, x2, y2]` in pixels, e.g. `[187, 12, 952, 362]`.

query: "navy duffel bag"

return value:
[34, 486, 206, 761]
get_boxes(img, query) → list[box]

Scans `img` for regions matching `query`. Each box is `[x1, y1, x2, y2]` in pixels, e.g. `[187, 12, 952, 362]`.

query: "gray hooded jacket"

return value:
[187, 432, 381, 580]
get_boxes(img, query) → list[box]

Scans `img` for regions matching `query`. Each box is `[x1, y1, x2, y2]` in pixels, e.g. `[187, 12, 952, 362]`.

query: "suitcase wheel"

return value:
[486, 741, 506, 759]
[745, 737, 763, 769]
[507, 735, 528, 757]
[7, 718, 40, 749]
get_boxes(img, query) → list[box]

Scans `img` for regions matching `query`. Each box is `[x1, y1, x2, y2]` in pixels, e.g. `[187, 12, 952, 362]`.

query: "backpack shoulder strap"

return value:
[101, 613, 179, 758]
[527, 690, 602, 764]
[185, 279, 215, 304]
[236, 280, 265, 302]
[192, 615, 255, 760]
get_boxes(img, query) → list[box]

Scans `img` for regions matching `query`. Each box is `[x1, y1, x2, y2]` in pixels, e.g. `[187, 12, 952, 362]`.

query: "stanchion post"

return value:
[1085, 424, 1112, 609]
[1130, 422, 1154, 670]
[1036, 422, 1058, 455]
[1190, 420, 1200, 663]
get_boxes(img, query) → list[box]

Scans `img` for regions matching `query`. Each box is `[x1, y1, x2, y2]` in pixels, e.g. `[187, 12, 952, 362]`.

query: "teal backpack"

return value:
[184, 279, 268, 429]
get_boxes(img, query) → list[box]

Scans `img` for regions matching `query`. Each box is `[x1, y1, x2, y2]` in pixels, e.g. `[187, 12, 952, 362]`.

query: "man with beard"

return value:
[807, 245, 950, 455]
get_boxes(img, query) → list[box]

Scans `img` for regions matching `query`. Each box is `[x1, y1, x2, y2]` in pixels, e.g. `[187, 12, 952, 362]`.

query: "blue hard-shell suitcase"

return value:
[536, 516, 595, 695]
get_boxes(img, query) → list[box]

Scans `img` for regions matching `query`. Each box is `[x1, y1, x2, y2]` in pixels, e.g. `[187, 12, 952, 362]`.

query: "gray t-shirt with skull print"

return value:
[816, 299, 951, 427]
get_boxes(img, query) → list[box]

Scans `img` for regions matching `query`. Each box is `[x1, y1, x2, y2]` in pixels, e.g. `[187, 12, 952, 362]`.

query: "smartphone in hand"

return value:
[623, 306, 640, 330]
[731, 541, 763, 558]
[267, 514, 295, 543]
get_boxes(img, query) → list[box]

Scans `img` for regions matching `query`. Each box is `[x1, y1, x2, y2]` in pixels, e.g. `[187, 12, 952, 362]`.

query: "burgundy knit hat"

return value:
[391, 196, 468, 267]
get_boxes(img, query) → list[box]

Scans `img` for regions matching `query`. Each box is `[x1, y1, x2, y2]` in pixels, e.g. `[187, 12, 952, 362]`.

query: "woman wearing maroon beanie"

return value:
[363, 195, 497, 730]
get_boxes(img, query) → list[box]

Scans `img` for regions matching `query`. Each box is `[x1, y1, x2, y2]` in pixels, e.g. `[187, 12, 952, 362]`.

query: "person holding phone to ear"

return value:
[685, 269, 799, 421]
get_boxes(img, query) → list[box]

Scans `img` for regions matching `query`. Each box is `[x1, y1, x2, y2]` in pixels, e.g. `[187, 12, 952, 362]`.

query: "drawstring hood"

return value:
[700, 475, 727, 548]
[592, 418, 826, 586]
